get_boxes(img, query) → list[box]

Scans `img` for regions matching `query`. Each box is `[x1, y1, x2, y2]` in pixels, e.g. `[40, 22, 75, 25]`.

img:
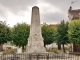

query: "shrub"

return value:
[46, 48, 61, 54]
[3, 49, 15, 54]
[53, 49, 61, 54]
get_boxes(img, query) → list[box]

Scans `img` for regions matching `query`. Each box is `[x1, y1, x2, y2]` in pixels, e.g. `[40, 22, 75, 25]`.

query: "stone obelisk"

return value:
[26, 6, 46, 53]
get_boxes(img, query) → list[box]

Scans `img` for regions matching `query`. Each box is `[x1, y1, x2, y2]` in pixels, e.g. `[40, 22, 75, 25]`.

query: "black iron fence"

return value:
[0, 52, 80, 60]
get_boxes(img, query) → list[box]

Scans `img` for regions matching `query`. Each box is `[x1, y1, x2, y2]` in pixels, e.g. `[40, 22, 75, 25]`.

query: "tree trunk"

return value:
[58, 44, 61, 50]
[0, 43, 3, 51]
[44, 44, 46, 47]
[62, 44, 65, 53]
[22, 45, 24, 51]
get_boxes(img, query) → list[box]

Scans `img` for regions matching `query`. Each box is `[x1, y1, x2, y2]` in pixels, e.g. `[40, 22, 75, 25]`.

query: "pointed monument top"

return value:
[32, 6, 39, 9]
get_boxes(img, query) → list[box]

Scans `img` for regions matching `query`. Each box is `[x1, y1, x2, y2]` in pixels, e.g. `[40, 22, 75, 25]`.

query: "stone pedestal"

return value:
[26, 6, 46, 53]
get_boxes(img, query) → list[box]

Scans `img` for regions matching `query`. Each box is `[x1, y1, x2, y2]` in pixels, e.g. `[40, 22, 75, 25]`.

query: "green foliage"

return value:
[46, 48, 61, 54]
[53, 49, 61, 54]
[11, 22, 30, 49]
[3, 49, 15, 54]
[68, 20, 80, 45]
[42, 23, 55, 46]
[55, 20, 69, 44]
[0, 21, 11, 44]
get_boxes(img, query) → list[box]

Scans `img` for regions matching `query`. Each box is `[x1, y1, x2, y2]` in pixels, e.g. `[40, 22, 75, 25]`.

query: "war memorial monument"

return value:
[26, 6, 46, 53]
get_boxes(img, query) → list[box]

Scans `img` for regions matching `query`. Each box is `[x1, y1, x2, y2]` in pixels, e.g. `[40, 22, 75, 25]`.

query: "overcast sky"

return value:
[0, 0, 80, 27]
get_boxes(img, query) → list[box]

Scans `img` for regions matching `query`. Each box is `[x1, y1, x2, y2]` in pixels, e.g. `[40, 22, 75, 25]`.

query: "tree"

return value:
[0, 21, 11, 51]
[41, 23, 55, 47]
[68, 20, 80, 45]
[55, 20, 69, 52]
[54, 29, 61, 50]
[11, 22, 30, 50]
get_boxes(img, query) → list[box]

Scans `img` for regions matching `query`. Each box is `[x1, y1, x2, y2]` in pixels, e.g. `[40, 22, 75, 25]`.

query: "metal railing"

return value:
[0, 52, 80, 60]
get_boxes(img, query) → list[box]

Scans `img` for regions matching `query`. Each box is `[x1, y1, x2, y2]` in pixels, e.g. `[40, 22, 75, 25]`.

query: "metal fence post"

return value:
[47, 54, 49, 60]
[29, 54, 31, 60]
[26, 54, 28, 60]
[37, 54, 39, 60]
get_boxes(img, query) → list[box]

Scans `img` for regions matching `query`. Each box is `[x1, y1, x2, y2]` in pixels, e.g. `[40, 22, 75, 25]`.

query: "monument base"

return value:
[26, 46, 46, 53]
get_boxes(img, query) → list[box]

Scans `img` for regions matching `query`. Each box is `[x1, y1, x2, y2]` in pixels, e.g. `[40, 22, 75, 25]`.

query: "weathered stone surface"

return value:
[26, 6, 46, 53]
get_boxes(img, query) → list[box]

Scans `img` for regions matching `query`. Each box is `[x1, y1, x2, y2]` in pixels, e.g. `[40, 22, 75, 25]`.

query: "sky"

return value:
[0, 0, 80, 27]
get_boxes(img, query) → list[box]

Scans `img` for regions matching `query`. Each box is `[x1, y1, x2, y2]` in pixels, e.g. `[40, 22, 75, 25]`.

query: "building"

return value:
[3, 42, 17, 50]
[68, 6, 80, 21]
[68, 6, 80, 52]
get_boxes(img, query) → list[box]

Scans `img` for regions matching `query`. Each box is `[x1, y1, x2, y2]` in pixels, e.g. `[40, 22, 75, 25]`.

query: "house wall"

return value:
[3, 44, 17, 50]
